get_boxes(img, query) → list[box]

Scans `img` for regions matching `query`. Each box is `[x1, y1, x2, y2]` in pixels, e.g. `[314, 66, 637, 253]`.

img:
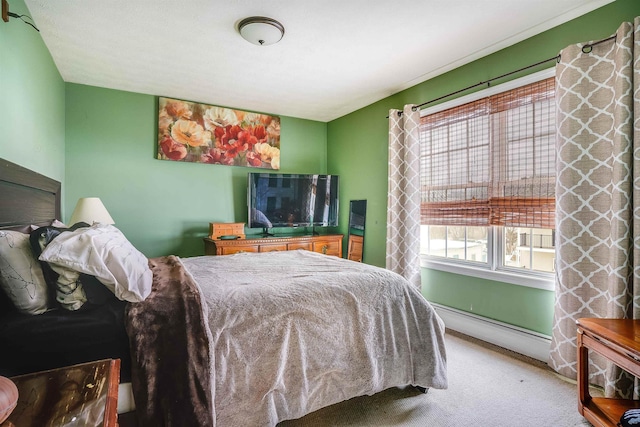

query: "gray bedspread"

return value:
[181, 250, 447, 426]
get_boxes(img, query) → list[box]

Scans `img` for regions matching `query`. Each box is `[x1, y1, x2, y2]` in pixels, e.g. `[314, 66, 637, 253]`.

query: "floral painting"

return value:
[157, 97, 281, 169]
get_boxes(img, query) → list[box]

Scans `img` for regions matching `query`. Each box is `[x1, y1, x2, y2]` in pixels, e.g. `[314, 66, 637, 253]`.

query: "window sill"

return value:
[420, 256, 555, 291]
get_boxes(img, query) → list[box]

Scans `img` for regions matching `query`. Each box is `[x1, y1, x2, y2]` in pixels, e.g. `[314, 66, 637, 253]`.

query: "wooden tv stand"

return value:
[204, 234, 343, 257]
[577, 318, 640, 427]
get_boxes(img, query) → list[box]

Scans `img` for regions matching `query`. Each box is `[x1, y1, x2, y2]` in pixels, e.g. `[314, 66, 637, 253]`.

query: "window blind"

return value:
[419, 77, 555, 228]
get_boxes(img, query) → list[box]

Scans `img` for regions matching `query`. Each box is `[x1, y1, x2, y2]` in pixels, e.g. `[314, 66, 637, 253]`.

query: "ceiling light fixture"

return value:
[238, 16, 284, 46]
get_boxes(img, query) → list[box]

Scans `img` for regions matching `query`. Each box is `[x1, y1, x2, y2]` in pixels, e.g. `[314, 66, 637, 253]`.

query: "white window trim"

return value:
[419, 68, 556, 292]
[421, 255, 555, 291]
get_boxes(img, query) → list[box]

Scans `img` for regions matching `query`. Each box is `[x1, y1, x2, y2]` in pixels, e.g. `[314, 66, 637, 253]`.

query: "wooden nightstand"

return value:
[577, 318, 640, 427]
[1, 359, 120, 427]
[347, 234, 363, 262]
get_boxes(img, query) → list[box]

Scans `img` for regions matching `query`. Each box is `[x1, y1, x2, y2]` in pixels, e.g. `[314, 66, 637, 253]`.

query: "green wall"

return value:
[327, 0, 640, 336]
[0, 0, 65, 185]
[4, 0, 639, 337]
[65, 84, 328, 258]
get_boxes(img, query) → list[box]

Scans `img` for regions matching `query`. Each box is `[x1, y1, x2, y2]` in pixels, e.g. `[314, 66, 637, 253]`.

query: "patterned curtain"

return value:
[387, 105, 421, 289]
[550, 18, 640, 398]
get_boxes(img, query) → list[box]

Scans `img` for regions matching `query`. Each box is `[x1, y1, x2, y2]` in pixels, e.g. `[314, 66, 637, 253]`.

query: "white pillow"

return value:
[0, 230, 49, 314]
[39, 224, 152, 302]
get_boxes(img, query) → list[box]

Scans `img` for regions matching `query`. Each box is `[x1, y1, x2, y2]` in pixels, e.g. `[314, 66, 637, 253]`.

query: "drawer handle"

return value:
[321, 245, 328, 254]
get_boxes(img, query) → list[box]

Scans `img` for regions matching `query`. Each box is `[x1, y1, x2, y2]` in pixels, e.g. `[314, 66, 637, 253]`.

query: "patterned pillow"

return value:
[39, 223, 152, 302]
[30, 222, 113, 311]
[0, 230, 49, 315]
[44, 261, 88, 311]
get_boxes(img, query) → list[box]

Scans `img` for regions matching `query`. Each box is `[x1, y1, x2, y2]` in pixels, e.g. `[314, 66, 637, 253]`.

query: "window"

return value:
[419, 69, 555, 290]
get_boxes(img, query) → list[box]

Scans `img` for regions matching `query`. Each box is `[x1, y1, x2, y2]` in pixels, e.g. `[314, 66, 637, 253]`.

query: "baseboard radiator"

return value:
[431, 303, 551, 363]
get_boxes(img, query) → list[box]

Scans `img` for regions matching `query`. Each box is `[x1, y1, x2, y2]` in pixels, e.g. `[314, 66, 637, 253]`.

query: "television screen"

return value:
[248, 173, 339, 228]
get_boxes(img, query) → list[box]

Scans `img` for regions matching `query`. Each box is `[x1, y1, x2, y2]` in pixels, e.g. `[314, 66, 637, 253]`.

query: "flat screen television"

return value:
[248, 173, 339, 230]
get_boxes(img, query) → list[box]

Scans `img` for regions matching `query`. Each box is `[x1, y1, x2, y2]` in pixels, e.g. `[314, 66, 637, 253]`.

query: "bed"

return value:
[0, 158, 448, 426]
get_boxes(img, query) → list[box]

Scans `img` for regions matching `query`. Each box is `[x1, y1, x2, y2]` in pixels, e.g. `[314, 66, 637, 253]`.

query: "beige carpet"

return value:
[278, 331, 594, 427]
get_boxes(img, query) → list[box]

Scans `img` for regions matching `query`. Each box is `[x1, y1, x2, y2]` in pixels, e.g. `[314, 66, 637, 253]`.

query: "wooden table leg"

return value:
[577, 328, 591, 415]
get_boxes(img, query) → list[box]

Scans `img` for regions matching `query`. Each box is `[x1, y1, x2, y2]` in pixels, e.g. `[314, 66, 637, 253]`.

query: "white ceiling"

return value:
[23, 0, 613, 122]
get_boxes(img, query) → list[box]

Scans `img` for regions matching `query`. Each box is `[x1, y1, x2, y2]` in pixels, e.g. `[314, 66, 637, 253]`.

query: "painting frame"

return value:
[157, 97, 281, 169]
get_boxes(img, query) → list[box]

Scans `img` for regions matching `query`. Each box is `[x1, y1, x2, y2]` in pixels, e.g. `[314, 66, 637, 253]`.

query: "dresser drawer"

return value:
[259, 243, 288, 252]
[288, 242, 313, 251]
[312, 239, 341, 256]
[221, 245, 259, 255]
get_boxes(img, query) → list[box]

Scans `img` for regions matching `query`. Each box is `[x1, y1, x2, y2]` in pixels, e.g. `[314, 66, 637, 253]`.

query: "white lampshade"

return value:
[69, 197, 115, 225]
[238, 17, 284, 46]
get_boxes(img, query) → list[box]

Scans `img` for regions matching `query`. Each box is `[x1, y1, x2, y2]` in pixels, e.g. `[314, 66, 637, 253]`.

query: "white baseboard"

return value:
[432, 303, 551, 363]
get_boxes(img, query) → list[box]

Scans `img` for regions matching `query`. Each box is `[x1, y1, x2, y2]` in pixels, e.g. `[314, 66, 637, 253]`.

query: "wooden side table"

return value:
[347, 234, 363, 262]
[0, 359, 120, 427]
[577, 318, 640, 427]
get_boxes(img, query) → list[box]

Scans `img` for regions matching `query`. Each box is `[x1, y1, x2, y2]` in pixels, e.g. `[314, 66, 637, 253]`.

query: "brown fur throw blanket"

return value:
[125, 256, 214, 427]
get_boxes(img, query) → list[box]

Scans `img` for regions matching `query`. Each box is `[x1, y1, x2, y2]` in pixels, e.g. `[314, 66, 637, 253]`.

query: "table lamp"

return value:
[69, 197, 115, 225]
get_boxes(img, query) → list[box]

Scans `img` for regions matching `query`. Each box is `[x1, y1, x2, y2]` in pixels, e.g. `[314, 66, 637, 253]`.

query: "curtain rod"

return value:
[581, 34, 616, 53]
[414, 55, 559, 110]
[389, 33, 618, 118]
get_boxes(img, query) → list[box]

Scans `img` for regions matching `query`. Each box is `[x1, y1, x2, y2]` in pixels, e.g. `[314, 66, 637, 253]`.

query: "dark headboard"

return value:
[0, 158, 61, 229]
[0, 158, 61, 312]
